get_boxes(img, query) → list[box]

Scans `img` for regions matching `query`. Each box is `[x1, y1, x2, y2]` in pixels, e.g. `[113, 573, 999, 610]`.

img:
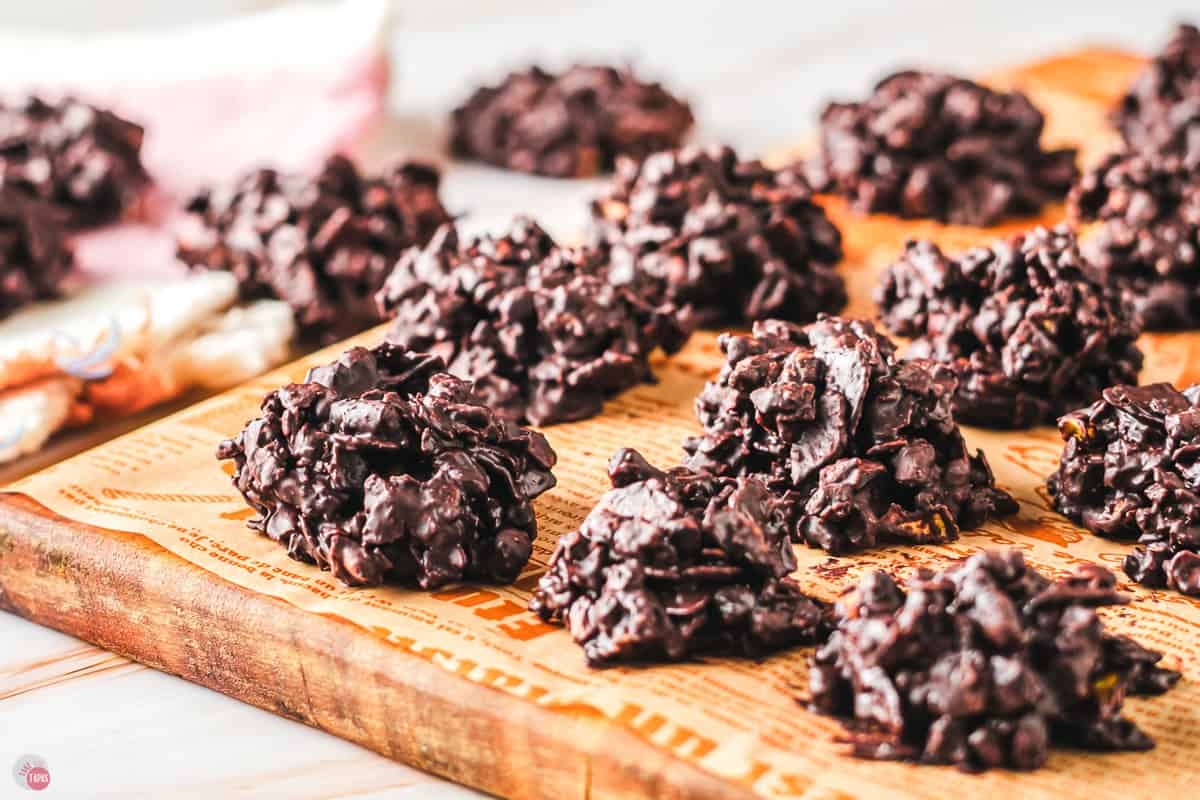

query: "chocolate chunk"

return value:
[530, 448, 826, 665]
[450, 64, 693, 178]
[0, 188, 75, 319]
[805, 71, 1078, 226]
[217, 343, 557, 589]
[0, 95, 148, 227]
[1112, 24, 1200, 166]
[590, 145, 846, 326]
[1070, 149, 1200, 330]
[377, 217, 691, 426]
[875, 226, 1144, 428]
[682, 315, 1017, 553]
[178, 155, 451, 343]
[810, 550, 1180, 771]
[1049, 381, 1200, 595]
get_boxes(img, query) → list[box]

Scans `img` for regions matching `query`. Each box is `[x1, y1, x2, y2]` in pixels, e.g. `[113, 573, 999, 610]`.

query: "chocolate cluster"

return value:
[450, 64, 694, 178]
[590, 145, 846, 327]
[530, 448, 826, 665]
[805, 71, 1078, 226]
[0, 189, 76, 319]
[178, 155, 451, 342]
[1049, 382, 1200, 596]
[0, 95, 148, 227]
[1113, 23, 1200, 165]
[378, 218, 690, 426]
[810, 550, 1180, 771]
[217, 344, 557, 589]
[875, 226, 1144, 428]
[682, 316, 1018, 553]
[1070, 150, 1200, 330]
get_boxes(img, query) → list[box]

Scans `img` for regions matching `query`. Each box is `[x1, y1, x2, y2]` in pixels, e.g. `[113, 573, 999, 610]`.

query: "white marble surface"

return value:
[0, 1, 1193, 797]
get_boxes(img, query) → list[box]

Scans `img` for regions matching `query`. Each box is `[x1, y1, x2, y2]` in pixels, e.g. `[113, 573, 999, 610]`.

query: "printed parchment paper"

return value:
[12, 317, 1200, 799]
[10, 48, 1200, 800]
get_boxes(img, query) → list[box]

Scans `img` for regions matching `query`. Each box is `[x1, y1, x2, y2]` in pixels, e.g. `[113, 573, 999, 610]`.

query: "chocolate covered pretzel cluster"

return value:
[218, 343, 557, 589]
[875, 226, 1143, 428]
[807, 70, 1078, 225]
[1049, 382, 1200, 596]
[1070, 150, 1200, 330]
[591, 145, 846, 327]
[682, 316, 1017, 552]
[1113, 23, 1200, 165]
[531, 448, 826, 665]
[378, 217, 691, 426]
[0, 188, 75, 319]
[450, 64, 694, 177]
[811, 550, 1180, 770]
[179, 155, 451, 342]
[0, 95, 148, 227]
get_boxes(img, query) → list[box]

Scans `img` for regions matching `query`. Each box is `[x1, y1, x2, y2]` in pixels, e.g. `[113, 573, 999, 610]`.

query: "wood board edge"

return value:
[0, 491, 755, 800]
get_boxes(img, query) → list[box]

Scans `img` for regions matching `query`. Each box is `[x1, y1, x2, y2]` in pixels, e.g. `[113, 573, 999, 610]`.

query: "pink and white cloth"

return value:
[0, 0, 393, 464]
[0, 0, 393, 281]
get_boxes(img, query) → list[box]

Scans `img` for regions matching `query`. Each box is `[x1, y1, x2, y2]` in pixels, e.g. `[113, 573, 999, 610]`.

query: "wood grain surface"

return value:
[4, 46, 1194, 800]
[0, 493, 745, 800]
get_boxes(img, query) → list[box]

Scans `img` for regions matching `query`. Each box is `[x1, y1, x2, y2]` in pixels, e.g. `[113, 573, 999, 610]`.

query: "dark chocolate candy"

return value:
[590, 144, 846, 327]
[0, 95, 147, 227]
[217, 343, 557, 589]
[1070, 149, 1200, 330]
[805, 70, 1078, 226]
[1112, 24, 1200, 166]
[450, 64, 693, 178]
[810, 550, 1181, 771]
[875, 225, 1144, 428]
[682, 315, 1017, 553]
[1049, 382, 1200, 596]
[0, 188, 75, 319]
[377, 217, 691, 426]
[178, 155, 451, 343]
[530, 448, 826, 665]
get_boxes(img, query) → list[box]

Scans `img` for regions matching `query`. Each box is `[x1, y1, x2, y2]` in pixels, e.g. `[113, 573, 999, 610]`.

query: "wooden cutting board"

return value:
[5, 48, 1200, 800]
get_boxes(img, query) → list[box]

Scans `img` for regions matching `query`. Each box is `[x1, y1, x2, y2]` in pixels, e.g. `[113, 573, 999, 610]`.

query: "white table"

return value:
[0, 1, 1188, 797]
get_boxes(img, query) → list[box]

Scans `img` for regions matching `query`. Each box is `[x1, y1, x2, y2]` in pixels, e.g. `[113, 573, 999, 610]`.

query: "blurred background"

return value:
[1, 0, 1189, 237]
[0, 1, 1194, 797]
